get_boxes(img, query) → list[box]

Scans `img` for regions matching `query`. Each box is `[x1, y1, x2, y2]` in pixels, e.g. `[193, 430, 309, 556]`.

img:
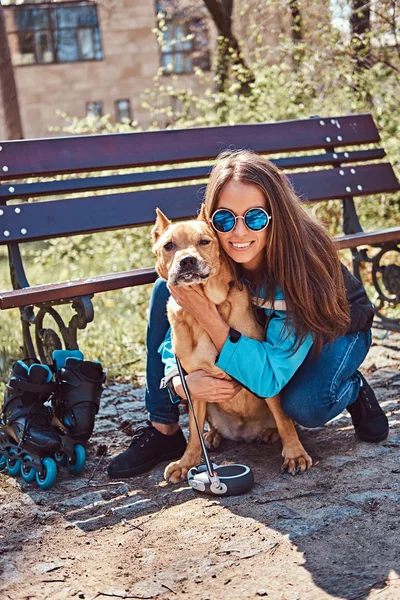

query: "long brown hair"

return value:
[203, 150, 350, 355]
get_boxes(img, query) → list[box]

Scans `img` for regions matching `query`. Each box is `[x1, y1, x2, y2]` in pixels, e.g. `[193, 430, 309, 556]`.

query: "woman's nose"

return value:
[234, 216, 247, 235]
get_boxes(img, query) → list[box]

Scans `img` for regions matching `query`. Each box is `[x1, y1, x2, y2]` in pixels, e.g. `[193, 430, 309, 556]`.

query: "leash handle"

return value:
[175, 357, 218, 482]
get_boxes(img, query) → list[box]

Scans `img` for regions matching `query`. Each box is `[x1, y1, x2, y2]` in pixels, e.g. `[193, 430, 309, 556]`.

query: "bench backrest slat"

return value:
[1, 163, 398, 245]
[0, 148, 386, 202]
[0, 114, 379, 180]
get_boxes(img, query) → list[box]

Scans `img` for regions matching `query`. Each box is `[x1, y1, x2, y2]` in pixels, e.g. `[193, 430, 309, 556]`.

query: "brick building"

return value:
[1, 0, 334, 140]
[0, 0, 213, 138]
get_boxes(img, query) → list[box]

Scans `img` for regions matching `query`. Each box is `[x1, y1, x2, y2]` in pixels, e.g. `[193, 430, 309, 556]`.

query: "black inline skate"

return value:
[51, 350, 106, 471]
[0, 360, 61, 489]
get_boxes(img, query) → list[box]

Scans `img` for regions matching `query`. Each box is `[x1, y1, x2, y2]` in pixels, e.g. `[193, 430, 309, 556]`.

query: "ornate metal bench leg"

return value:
[33, 296, 95, 364]
[341, 197, 399, 330]
[342, 196, 364, 282]
[35, 306, 64, 364]
[370, 243, 400, 329]
[14, 297, 95, 365]
[349, 243, 399, 330]
[22, 314, 36, 360]
[7, 242, 96, 361]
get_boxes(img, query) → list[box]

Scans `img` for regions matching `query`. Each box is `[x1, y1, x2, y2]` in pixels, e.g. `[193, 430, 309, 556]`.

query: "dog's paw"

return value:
[164, 460, 189, 483]
[261, 428, 280, 444]
[281, 444, 312, 475]
[204, 430, 222, 450]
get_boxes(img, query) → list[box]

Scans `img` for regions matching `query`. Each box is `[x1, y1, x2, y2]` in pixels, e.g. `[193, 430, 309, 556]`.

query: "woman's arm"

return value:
[158, 324, 241, 403]
[215, 312, 313, 398]
[168, 283, 313, 399]
[172, 370, 241, 403]
[167, 284, 229, 351]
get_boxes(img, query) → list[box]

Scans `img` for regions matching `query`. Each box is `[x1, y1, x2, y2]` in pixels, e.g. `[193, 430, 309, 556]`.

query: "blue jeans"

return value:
[145, 278, 180, 424]
[145, 278, 371, 427]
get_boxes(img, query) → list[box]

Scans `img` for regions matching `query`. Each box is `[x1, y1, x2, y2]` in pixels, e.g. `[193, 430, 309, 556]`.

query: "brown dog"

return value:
[152, 207, 312, 483]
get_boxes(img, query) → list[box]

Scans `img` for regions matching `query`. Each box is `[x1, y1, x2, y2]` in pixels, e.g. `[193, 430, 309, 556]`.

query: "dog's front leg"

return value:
[164, 400, 207, 483]
[264, 395, 312, 475]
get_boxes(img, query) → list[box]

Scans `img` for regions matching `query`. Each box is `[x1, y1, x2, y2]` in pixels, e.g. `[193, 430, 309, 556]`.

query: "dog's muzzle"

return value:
[169, 254, 211, 285]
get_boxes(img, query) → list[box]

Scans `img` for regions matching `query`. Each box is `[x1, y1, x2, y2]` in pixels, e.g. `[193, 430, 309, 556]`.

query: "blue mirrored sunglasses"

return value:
[211, 207, 271, 233]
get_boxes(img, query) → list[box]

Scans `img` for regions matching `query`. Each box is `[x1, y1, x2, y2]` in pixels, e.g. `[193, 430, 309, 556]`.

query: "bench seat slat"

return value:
[0, 227, 399, 310]
[0, 114, 379, 180]
[0, 149, 386, 201]
[0, 163, 398, 245]
[0, 268, 158, 310]
[333, 227, 400, 249]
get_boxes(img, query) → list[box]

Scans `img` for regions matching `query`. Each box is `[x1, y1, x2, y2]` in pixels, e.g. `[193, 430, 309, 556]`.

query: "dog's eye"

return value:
[164, 241, 174, 251]
[199, 239, 211, 246]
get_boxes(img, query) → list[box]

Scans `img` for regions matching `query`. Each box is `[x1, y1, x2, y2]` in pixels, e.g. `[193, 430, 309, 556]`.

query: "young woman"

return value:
[108, 151, 389, 479]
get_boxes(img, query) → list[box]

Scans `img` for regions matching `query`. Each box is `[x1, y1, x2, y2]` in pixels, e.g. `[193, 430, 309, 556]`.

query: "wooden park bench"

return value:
[0, 113, 399, 363]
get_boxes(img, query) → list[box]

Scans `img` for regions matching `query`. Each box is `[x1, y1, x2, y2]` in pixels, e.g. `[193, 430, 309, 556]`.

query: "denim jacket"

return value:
[158, 265, 373, 401]
[158, 284, 313, 401]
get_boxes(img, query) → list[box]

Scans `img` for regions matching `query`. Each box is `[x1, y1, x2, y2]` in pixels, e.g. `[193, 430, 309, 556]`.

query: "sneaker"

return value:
[347, 373, 389, 443]
[107, 422, 187, 479]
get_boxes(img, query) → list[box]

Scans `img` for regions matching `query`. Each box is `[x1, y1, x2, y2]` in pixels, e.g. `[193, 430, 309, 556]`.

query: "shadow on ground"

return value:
[0, 331, 399, 600]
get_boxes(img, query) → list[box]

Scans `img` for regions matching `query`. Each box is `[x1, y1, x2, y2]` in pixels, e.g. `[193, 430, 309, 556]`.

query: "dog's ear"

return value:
[197, 203, 208, 222]
[151, 208, 171, 244]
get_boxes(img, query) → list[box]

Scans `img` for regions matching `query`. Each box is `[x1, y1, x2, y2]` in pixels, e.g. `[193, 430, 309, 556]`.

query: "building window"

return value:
[156, 2, 210, 74]
[4, 1, 103, 66]
[86, 101, 103, 117]
[115, 99, 132, 123]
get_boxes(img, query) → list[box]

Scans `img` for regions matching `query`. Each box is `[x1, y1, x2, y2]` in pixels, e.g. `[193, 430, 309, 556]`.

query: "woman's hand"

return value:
[172, 370, 242, 403]
[167, 283, 212, 319]
[168, 284, 230, 352]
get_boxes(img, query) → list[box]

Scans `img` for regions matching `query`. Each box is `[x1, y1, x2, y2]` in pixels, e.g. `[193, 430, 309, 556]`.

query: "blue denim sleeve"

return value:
[215, 310, 313, 398]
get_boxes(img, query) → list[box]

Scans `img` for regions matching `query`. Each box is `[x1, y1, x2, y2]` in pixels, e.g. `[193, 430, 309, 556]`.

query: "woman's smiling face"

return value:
[215, 179, 269, 273]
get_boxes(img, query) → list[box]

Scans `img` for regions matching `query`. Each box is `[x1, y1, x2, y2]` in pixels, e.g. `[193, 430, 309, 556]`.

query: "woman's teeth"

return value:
[231, 242, 252, 249]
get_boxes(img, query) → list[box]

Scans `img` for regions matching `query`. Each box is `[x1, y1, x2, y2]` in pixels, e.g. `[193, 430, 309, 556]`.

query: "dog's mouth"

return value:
[172, 271, 210, 285]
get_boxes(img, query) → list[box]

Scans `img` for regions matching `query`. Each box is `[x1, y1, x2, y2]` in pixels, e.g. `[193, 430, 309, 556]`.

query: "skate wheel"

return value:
[6, 448, 21, 476]
[0, 455, 6, 471]
[21, 454, 36, 483]
[68, 444, 86, 475]
[54, 451, 67, 466]
[36, 457, 57, 489]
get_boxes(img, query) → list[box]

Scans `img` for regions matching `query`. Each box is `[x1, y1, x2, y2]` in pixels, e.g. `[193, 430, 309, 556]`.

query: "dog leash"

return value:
[175, 356, 254, 496]
[175, 356, 223, 491]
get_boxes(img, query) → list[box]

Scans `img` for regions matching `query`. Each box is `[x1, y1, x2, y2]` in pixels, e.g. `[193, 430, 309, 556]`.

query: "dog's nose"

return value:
[179, 255, 197, 269]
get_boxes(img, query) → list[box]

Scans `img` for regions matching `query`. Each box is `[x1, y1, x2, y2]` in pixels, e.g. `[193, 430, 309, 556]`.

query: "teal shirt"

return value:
[158, 285, 313, 399]
[158, 326, 177, 380]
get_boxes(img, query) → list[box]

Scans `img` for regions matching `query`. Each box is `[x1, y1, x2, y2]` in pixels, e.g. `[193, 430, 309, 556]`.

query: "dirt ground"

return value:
[1, 328, 399, 600]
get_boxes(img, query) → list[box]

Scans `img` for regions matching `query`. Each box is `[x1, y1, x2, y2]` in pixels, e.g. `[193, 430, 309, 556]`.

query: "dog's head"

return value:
[151, 205, 221, 286]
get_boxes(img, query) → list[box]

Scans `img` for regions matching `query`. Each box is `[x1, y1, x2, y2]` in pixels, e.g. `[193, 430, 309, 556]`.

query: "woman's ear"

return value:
[197, 203, 208, 222]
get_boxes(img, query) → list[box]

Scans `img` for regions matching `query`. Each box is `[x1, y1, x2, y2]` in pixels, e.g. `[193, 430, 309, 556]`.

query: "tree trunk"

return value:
[203, 0, 255, 94]
[350, 0, 372, 71]
[289, 0, 303, 71]
[0, 4, 24, 140]
[350, 0, 373, 106]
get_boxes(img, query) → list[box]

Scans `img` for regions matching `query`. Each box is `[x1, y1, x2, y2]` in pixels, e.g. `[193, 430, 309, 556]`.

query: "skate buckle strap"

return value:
[6, 401, 52, 432]
[10, 378, 57, 394]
